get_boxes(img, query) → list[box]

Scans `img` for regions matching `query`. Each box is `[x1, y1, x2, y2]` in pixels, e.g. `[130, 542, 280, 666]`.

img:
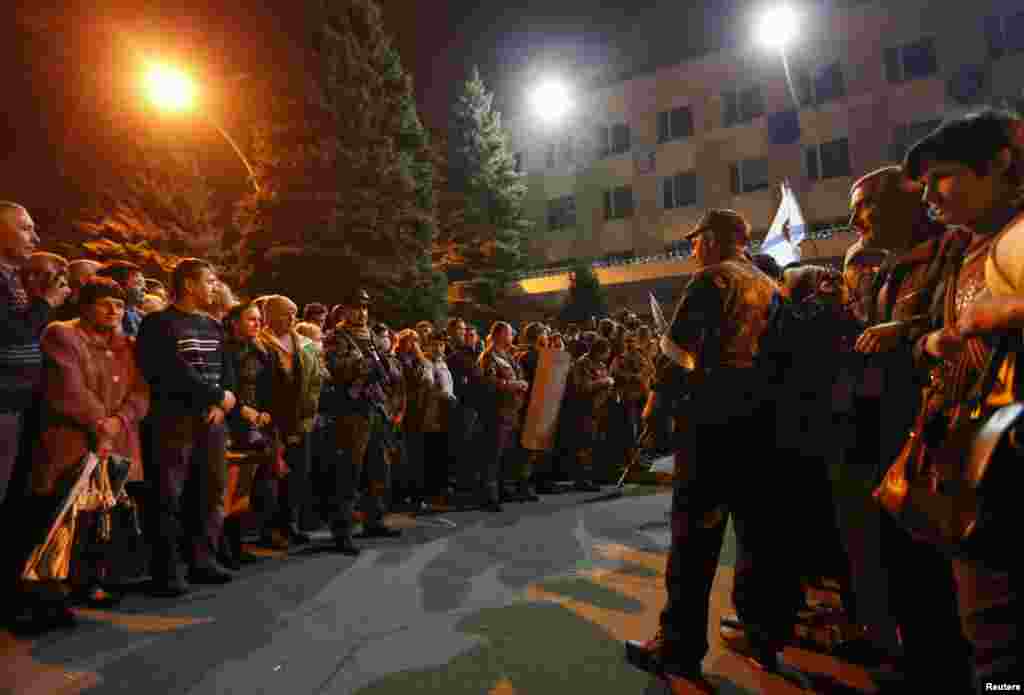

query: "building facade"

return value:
[506, 0, 1024, 268]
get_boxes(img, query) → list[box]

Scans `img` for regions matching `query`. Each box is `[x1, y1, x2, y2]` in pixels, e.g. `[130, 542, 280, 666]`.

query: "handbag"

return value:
[873, 333, 1022, 558]
[71, 454, 149, 586]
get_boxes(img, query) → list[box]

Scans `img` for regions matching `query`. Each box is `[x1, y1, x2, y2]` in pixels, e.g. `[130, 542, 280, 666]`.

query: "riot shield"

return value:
[521, 348, 573, 451]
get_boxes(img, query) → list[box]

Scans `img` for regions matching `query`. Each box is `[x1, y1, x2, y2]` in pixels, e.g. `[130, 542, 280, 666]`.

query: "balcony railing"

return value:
[513, 226, 852, 280]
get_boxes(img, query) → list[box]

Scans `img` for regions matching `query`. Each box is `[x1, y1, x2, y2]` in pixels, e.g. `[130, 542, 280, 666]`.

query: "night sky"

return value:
[383, 0, 756, 130]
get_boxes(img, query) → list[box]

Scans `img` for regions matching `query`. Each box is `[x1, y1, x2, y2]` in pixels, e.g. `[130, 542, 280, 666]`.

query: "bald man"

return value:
[259, 295, 323, 547]
[0, 204, 69, 506]
[839, 167, 973, 689]
[54, 259, 102, 321]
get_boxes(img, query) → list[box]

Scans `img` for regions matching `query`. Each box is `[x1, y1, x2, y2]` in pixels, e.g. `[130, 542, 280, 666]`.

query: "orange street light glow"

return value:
[143, 64, 197, 112]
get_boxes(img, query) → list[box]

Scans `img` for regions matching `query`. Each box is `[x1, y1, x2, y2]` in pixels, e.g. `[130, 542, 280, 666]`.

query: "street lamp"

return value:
[530, 78, 574, 126]
[755, 5, 801, 109]
[142, 63, 260, 192]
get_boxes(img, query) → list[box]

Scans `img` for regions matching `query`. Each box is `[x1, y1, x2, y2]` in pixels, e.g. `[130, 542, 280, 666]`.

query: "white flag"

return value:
[760, 181, 807, 267]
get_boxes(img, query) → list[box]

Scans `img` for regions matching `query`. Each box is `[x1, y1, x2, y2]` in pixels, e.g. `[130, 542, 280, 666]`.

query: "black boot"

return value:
[333, 535, 361, 556]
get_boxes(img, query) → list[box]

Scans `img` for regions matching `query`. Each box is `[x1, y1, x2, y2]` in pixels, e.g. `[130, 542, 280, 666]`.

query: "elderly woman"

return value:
[33, 277, 150, 607]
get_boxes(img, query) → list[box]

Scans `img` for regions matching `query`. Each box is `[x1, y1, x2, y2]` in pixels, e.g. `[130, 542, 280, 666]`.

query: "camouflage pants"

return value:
[330, 413, 387, 540]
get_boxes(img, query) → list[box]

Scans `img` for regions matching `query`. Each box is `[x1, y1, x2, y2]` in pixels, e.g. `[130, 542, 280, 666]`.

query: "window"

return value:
[729, 158, 771, 194]
[885, 38, 938, 83]
[603, 185, 634, 220]
[889, 119, 942, 162]
[595, 123, 630, 157]
[545, 143, 556, 169]
[796, 62, 846, 107]
[611, 123, 631, 155]
[662, 171, 698, 209]
[657, 106, 694, 143]
[595, 125, 610, 158]
[805, 138, 852, 181]
[723, 85, 765, 127]
[561, 135, 575, 164]
[984, 12, 1024, 59]
[547, 196, 577, 229]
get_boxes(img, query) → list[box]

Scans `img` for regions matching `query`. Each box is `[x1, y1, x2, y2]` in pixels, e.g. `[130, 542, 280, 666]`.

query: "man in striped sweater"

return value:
[137, 258, 238, 596]
[0, 202, 69, 506]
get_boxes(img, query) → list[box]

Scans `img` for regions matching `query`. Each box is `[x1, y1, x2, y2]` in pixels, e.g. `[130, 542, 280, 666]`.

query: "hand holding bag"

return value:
[873, 333, 1022, 558]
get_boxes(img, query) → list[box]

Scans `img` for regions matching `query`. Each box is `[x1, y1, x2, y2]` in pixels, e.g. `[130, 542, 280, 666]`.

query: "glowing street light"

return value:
[754, 5, 802, 109]
[530, 78, 574, 125]
[143, 63, 197, 112]
[755, 5, 799, 52]
[141, 62, 259, 192]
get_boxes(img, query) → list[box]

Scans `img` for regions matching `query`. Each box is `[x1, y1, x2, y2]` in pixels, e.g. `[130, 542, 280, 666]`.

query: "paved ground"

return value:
[0, 487, 879, 695]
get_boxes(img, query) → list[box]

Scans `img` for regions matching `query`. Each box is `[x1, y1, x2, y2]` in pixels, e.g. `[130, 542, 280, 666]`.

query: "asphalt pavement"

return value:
[1, 487, 879, 695]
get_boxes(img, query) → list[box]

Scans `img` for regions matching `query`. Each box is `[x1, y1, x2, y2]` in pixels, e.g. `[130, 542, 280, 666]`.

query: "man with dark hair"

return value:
[0, 205, 69, 507]
[904, 108, 1022, 694]
[445, 317, 483, 498]
[626, 209, 806, 693]
[136, 257, 237, 595]
[750, 254, 783, 284]
[303, 302, 328, 331]
[97, 260, 146, 336]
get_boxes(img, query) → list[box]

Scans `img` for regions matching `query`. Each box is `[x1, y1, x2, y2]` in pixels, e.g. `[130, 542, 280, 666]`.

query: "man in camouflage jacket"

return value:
[325, 289, 401, 555]
[569, 336, 615, 491]
[626, 210, 804, 692]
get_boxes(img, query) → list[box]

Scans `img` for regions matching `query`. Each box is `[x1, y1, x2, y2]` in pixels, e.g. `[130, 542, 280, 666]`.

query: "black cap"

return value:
[342, 288, 371, 306]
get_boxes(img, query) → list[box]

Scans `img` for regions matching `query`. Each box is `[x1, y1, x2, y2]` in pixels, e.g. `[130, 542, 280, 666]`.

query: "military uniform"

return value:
[569, 352, 615, 488]
[477, 348, 527, 506]
[611, 344, 654, 444]
[324, 290, 401, 552]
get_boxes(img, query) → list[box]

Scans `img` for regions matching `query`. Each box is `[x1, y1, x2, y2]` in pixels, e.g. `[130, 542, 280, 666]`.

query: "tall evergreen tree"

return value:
[241, 0, 440, 319]
[559, 259, 609, 324]
[448, 67, 532, 305]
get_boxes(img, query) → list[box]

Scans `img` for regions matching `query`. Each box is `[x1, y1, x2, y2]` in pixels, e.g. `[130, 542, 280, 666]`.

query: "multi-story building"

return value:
[502, 0, 1024, 297]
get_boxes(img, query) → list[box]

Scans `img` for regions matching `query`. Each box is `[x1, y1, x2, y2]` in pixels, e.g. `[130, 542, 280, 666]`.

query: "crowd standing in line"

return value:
[0, 108, 1020, 695]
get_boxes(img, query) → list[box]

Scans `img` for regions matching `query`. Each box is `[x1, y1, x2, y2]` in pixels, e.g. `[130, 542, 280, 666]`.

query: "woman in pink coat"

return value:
[32, 277, 149, 608]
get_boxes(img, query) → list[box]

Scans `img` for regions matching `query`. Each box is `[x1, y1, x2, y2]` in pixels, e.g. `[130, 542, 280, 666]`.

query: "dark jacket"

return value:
[136, 306, 237, 418]
[0, 264, 50, 410]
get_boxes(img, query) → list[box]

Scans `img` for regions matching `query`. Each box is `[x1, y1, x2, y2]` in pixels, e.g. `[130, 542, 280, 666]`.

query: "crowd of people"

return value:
[1, 108, 1020, 695]
[0, 224, 662, 620]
